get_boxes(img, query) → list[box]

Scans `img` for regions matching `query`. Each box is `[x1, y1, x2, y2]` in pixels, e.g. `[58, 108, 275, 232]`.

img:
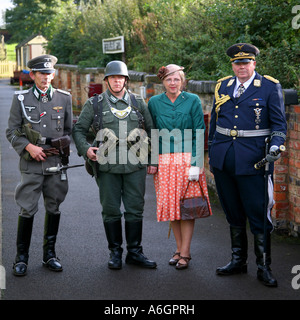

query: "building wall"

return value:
[52, 64, 300, 237]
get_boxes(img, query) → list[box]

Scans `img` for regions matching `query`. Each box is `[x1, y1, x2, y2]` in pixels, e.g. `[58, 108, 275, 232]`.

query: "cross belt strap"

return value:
[216, 125, 271, 137]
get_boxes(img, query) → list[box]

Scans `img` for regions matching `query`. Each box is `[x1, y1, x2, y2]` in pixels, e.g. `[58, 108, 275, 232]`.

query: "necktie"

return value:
[236, 84, 245, 98]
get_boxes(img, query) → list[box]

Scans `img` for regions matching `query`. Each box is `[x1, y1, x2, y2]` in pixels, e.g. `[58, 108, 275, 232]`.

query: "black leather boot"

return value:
[125, 220, 157, 269]
[104, 220, 123, 269]
[254, 233, 278, 287]
[42, 213, 63, 271]
[13, 216, 34, 276]
[216, 226, 248, 275]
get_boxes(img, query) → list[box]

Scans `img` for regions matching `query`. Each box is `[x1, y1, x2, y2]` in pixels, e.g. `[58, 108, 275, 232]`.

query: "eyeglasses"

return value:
[164, 78, 181, 84]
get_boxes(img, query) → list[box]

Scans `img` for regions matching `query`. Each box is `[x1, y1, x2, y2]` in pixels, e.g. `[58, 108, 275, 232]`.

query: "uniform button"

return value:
[43, 124, 47, 127]
[235, 105, 238, 109]
[235, 115, 238, 118]
[233, 137, 236, 140]
[234, 126, 237, 129]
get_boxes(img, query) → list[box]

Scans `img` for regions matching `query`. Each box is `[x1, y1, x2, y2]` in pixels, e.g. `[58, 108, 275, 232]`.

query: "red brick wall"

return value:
[273, 104, 300, 235]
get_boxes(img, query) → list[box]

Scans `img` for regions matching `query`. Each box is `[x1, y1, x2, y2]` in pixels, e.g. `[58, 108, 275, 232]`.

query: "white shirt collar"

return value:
[234, 71, 256, 97]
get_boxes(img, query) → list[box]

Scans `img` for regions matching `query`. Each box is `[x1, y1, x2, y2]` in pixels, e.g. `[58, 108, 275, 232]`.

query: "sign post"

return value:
[102, 36, 125, 61]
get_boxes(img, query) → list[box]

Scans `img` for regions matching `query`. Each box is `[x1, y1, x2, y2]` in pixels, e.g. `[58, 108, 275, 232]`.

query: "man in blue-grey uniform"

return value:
[208, 43, 287, 287]
[6, 55, 73, 276]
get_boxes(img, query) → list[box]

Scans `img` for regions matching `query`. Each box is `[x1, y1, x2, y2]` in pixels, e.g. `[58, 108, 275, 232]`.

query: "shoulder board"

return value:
[14, 89, 29, 94]
[263, 75, 279, 84]
[56, 88, 71, 95]
[217, 75, 233, 83]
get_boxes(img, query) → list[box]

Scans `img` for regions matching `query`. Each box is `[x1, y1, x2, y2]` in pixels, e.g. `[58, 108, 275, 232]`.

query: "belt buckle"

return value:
[230, 129, 238, 137]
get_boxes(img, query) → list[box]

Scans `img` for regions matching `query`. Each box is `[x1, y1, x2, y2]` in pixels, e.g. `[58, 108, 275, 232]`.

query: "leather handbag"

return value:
[180, 180, 210, 220]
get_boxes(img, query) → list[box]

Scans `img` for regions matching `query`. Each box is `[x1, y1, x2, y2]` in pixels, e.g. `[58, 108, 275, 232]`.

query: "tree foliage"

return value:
[5, 0, 299, 91]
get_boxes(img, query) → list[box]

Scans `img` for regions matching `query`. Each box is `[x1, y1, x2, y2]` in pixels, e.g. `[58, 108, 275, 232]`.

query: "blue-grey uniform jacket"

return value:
[208, 73, 287, 175]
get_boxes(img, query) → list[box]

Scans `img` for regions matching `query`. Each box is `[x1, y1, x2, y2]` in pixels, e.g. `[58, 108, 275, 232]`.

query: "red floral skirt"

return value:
[153, 153, 213, 222]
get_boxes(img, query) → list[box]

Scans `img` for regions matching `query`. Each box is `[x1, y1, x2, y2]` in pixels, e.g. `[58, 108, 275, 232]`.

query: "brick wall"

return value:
[274, 103, 300, 236]
[52, 64, 299, 236]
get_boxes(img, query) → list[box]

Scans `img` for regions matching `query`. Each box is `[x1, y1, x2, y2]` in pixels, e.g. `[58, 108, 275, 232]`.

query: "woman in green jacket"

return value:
[148, 64, 212, 269]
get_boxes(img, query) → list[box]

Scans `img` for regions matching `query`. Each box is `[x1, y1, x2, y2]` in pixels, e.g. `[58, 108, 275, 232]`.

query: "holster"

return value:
[51, 135, 71, 165]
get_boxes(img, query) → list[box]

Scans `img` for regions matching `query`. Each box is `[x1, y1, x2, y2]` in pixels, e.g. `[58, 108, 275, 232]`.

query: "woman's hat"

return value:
[157, 64, 184, 80]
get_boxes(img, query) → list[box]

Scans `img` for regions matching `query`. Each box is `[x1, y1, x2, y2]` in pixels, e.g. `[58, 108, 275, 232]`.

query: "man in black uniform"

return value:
[208, 43, 287, 287]
[6, 55, 73, 276]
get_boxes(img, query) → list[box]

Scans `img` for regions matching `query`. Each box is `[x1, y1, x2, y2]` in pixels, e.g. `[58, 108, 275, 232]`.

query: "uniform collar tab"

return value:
[33, 84, 53, 102]
[106, 89, 129, 104]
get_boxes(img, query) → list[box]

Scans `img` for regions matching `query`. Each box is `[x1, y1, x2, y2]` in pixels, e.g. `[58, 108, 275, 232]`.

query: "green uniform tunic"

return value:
[72, 89, 155, 222]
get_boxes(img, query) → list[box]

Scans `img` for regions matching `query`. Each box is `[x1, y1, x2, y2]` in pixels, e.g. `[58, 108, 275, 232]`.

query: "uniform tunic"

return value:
[208, 73, 287, 175]
[6, 85, 73, 216]
[208, 72, 287, 233]
[73, 89, 154, 173]
[148, 91, 212, 221]
[72, 89, 155, 222]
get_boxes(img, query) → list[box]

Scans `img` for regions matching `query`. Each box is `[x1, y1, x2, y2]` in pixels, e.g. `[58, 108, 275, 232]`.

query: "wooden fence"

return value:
[0, 60, 16, 78]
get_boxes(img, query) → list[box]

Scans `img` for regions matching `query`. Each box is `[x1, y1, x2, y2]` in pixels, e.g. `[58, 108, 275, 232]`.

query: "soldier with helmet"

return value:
[208, 43, 287, 287]
[6, 54, 73, 276]
[72, 60, 157, 270]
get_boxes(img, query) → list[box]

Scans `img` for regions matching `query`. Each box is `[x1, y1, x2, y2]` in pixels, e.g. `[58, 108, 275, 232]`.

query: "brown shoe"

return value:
[176, 256, 191, 270]
[169, 252, 180, 265]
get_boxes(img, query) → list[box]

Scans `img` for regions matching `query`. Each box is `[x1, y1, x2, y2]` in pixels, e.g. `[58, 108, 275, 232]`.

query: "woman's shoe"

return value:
[176, 256, 191, 270]
[169, 252, 180, 265]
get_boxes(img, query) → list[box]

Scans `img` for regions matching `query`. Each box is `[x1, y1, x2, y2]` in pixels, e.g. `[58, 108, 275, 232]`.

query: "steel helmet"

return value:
[104, 60, 129, 79]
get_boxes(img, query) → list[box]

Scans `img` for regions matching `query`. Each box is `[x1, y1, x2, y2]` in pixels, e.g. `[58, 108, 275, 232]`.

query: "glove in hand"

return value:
[266, 145, 281, 163]
[188, 166, 200, 181]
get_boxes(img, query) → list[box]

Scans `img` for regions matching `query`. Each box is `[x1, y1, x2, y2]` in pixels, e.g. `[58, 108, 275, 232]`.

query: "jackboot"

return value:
[216, 226, 248, 275]
[13, 216, 34, 276]
[125, 220, 157, 269]
[103, 220, 123, 269]
[254, 233, 278, 287]
[42, 213, 63, 271]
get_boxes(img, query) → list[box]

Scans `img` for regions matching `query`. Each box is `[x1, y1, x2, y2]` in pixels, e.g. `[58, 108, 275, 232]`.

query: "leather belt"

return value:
[216, 125, 271, 137]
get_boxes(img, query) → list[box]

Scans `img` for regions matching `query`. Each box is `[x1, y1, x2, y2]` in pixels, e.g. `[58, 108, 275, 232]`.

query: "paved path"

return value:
[1, 79, 300, 302]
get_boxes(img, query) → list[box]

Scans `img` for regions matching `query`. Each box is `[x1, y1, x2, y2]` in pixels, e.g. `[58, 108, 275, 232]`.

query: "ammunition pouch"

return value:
[97, 128, 118, 160]
[127, 128, 151, 162]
